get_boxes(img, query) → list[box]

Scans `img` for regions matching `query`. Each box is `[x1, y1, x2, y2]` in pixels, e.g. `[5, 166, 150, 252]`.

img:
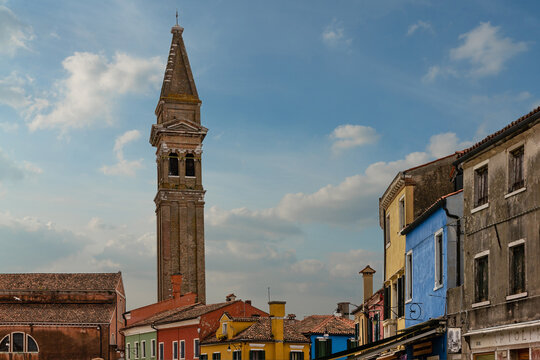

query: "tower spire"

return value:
[176, 9, 178, 26]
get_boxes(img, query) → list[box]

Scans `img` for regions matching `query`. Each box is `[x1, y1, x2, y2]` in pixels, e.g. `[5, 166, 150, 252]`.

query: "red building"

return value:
[154, 296, 268, 360]
[0, 272, 125, 360]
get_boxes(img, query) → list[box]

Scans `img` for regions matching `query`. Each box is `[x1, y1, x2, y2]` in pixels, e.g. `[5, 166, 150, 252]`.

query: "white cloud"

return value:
[29, 52, 162, 133]
[427, 132, 473, 158]
[322, 19, 352, 48]
[407, 20, 433, 36]
[100, 129, 143, 177]
[330, 124, 379, 153]
[0, 122, 18, 132]
[0, 148, 42, 183]
[0, 5, 34, 56]
[0, 72, 33, 110]
[450, 22, 527, 77]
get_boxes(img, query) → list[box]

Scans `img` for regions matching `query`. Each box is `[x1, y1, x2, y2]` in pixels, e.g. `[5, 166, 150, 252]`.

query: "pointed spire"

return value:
[158, 15, 199, 103]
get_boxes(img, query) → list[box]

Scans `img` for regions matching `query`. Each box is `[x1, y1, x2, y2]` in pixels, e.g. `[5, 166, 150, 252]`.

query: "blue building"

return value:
[295, 314, 355, 359]
[400, 190, 463, 359]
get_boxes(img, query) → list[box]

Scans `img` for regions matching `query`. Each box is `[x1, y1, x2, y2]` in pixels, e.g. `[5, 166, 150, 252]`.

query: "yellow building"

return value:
[200, 301, 309, 360]
[378, 155, 456, 337]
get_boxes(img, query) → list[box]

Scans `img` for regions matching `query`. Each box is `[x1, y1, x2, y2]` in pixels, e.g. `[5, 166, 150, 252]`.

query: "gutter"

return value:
[454, 110, 540, 166]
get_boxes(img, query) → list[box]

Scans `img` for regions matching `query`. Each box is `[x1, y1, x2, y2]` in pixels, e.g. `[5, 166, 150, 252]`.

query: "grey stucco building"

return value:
[448, 107, 540, 360]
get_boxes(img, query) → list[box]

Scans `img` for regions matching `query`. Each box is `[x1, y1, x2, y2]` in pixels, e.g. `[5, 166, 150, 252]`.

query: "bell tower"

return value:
[150, 22, 207, 303]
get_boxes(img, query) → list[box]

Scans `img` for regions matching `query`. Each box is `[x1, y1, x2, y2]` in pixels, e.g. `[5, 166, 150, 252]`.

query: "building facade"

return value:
[449, 107, 540, 360]
[379, 155, 456, 337]
[201, 301, 309, 360]
[0, 273, 125, 360]
[151, 21, 207, 303]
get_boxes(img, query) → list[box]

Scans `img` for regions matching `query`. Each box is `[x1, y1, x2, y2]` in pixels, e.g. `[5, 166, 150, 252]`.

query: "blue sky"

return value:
[1, 0, 539, 316]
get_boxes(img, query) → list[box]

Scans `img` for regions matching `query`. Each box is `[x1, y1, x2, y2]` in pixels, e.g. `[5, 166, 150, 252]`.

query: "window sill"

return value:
[471, 203, 489, 214]
[385, 242, 391, 249]
[471, 300, 490, 308]
[169, 175, 180, 177]
[433, 284, 443, 291]
[506, 292, 527, 301]
[185, 176, 196, 179]
[505, 187, 526, 199]
[405, 298, 412, 304]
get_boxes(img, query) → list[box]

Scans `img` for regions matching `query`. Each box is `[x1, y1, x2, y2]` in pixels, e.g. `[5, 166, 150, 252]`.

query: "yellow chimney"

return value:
[269, 301, 286, 359]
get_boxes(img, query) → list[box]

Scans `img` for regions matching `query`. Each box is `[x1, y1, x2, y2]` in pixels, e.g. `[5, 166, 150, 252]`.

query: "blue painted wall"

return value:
[405, 206, 448, 327]
[309, 334, 350, 360]
[405, 334, 447, 360]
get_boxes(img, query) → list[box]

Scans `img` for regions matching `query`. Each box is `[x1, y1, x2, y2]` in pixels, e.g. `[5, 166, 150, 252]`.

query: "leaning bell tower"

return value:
[150, 21, 207, 303]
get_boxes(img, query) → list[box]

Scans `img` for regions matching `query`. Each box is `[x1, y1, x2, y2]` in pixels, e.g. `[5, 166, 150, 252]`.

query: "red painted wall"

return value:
[157, 301, 268, 360]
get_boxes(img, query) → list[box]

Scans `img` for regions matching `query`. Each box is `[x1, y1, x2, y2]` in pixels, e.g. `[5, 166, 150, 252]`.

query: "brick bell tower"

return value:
[150, 21, 207, 303]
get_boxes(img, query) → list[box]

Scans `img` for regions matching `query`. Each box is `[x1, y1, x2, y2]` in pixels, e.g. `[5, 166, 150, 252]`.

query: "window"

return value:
[405, 251, 413, 301]
[233, 350, 242, 360]
[383, 285, 390, 319]
[290, 351, 304, 360]
[212, 352, 221, 360]
[354, 322, 359, 341]
[185, 153, 195, 177]
[173, 341, 178, 360]
[398, 196, 405, 229]
[509, 242, 525, 295]
[0, 333, 39, 353]
[315, 338, 332, 358]
[142, 341, 146, 358]
[180, 340, 185, 359]
[159, 343, 164, 360]
[384, 214, 390, 246]
[169, 153, 179, 176]
[475, 254, 489, 303]
[127, 343, 131, 359]
[509, 146, 524, 192]
[474, 165, 488, 207]
[135, 341, 139, 359]
[151, 339, 156, 357]
[200, 355, 208, 360]
[249, 350, 265, 360]
[194, 339, 200, 358]
[373, 313, 380, 341]
[222, 322, 228, 335]
[435, 231, 443, 289]
[397, 277, 404, 317]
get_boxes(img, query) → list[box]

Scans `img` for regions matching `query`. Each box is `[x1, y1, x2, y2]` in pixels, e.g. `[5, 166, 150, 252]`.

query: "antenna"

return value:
[176, 9, 179, 25]
[267, 286, 271, 302]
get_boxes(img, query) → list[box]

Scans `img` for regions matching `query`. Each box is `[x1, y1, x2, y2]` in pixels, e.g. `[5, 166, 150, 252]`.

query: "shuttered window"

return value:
[475, 255, 489, 302]
[474, 165, 488, 207]
[508, 146, 524, 192]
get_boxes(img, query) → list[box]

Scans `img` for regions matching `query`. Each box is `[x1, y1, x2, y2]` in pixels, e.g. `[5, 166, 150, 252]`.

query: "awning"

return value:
[464, 319, 540, 337]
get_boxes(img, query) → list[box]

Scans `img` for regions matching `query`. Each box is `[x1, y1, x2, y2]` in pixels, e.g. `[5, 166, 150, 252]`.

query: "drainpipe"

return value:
[443, 199, 461, 302]
[97, 324, 103, 359]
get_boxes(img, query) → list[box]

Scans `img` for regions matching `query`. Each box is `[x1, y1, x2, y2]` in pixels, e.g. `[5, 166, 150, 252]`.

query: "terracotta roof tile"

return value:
[457, 106, 540, 160]
[0, 303, 116, 324]
[295, 315, 355, 336]
[154, 301, 236, 325]
[0, 273, 122, 292]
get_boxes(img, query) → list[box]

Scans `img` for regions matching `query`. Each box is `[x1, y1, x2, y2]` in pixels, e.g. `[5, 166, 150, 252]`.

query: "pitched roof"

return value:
[401, 189, 463, 235]
[295, 315, 355, 336]
[0, 273, 122, 292]
[455, 106, 540, 164]
[123, 303, 200, 330]
[202, 319, 309, 344]
[0, 303, 116, 325]
[154, 301, 237, 325]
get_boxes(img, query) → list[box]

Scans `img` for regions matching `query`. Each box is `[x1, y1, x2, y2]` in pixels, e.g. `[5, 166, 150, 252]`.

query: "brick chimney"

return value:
[359, 265, 376, 303]
[337, 302, 350, 319]
[226, 293, 236, 302]
[171, 274, 183, 299]
[287, 314, 296, 320]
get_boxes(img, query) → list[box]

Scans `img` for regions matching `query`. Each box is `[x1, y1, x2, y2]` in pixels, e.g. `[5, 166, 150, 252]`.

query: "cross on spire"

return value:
[176, 9, 179, 25]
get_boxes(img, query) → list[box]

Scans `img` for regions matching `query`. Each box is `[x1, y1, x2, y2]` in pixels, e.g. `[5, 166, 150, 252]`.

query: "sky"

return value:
[1, 0, 539, 317]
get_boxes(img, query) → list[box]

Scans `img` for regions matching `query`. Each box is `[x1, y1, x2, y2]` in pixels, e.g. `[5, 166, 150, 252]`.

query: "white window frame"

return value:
[141, 340, 146, 358]
[222, 322, 228, 335]
[472, 250, 490, 307]
[385, 213, 391, 249]
[194, 338, 200, 358]
[180, 340, 185, 359]
[507, 239, 527, 300]
[398, 195, 405, 230]
[151, 339, 156, 358]
[127, 343, 131, 360]
[135, 341, 139, 359]
[506, 142, 526, 197]
[472, 159, 489, 213]
[405, 250, 413, 302]
[434, 229, 443, 290]
[159, 342, 164, 360]
[173, 341, 179, 360]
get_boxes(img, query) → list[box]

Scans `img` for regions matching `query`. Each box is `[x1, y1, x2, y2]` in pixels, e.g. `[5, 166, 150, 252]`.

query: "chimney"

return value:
[269, 301, 285, 357]
[226, 293, 236, 302]
[245, 300, 252, 305]
[359, 265, 376, 304]
[337, 302, 350, 319]
[171, 274, 183, 299]
[287, 314, 296, 320]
